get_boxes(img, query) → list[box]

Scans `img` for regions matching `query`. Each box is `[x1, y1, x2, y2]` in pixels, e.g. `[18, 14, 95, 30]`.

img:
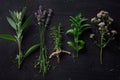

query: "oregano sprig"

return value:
[90, 10, 117, 64]
[66, 14, 90, 59]
[0, 7, 40, 69]
[49, 23, 71, 63]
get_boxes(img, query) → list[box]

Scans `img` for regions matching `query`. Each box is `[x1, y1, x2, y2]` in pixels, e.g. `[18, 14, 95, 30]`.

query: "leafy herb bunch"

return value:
[90, 10, 117, 64]
[34, 5, 52, 76]
[0, 7, 40, 69]
[49, 23, 71, 63]
[66, 14, 90, 59]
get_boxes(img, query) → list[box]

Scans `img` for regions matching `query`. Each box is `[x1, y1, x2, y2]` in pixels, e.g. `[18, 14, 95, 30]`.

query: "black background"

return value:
[0, 0, 120, 80]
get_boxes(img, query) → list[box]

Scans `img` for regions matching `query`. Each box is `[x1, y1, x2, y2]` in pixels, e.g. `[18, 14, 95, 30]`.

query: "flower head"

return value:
[90, 34, 95, 39]
[97, 12, 102, 18]
[111, 30, 117, 34]
[35, 5, 52, 26]
[91, 17, 97, 22]
[98, 22, 105, 27]
[97, 10, 109, 18]
[108, 17, 114, 22]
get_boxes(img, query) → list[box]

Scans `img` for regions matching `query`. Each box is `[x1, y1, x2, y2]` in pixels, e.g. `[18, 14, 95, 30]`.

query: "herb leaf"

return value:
[66, 29, 74, 34]
[0, 34, 16, 41]
[24, 43, 40, 58]
[21, 16, 32, 30]
[7, 17, 16, 30]
[67, 41, 75, 49]
[78, 40, 85, 50]
[66, 14, 90, 59]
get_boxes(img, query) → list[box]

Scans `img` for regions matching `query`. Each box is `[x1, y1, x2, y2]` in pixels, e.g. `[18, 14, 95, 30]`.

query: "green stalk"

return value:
[100, 46, 103, 64]
[74, 29, 79, 59]
[100, 28, 104, 64]
[17, 39, 22, 69]
[36, 23, 49, 76]
[16, 30, 23, 68]
[76, 34, 79, 58]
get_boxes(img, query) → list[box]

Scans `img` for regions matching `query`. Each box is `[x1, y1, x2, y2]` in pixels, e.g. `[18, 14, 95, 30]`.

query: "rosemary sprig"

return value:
[66, 14, 90, 59]
[0, 7, 40, 69]
[90, 10, 117, 64]
[49, 23, 71, 63]
[34, 5, 52, 76]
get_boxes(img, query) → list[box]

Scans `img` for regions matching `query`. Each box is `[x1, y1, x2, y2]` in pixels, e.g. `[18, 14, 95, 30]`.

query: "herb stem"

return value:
[16, 36, 23, 69]
[100, 46, 103, 64]
[100, 29, 104, 64]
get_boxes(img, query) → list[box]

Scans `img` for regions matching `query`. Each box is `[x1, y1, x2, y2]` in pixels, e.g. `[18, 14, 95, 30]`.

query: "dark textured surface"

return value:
[0, 0, 120, 80]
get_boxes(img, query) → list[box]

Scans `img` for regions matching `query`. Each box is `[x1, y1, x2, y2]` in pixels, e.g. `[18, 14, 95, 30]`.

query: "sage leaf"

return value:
[21, 7, 27, 20]
[6, 17, 16, 30]
[0, 34, 16, 41]
[9, 11, 17, 21]
[21, 16, 32, 30]
[24, 43, 40, 58]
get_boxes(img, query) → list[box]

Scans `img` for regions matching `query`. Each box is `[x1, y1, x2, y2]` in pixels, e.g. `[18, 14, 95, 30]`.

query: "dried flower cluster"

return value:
[90, 10, 117, 64]
[34, 5, 52, 76]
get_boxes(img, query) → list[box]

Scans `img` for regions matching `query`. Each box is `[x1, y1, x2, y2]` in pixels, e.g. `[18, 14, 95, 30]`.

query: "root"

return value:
[49, 50, 71, 63]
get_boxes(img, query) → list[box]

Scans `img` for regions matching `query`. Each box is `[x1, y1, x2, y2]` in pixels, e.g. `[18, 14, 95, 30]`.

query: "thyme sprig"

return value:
[49, 23, 71, 63]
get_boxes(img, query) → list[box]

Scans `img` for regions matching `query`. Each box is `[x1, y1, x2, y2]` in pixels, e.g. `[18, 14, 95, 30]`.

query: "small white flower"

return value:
[91, 17, 97, 22]
[97, 10, 109, 18]
[98, 27, 102, 30]
[111, 30, 117, 34]
[98, 22, 105, 27]
[108, 17, 114, 22]
[97, 13, 102, 18]
[105, 26, 108, 29]
[90, 34, 95, 39]
[107, 32, 110, 35]
[97, 19, 101, 22]
[103, 11, 109, 15]
[103, 26, 109, 32]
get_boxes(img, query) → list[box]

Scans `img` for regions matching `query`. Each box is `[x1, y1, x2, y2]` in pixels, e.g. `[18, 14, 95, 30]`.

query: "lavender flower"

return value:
[45, 9, 53, 27]
[34, 5, 53, 76]
[34, 5, 52, 26]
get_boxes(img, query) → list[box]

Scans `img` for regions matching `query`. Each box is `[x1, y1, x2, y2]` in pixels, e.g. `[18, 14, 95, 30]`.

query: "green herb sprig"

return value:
[90, 10, 117, 64]
[49, 23, 71, 63]
[66, 14, 90, 59]
[0, 7, 40, 69]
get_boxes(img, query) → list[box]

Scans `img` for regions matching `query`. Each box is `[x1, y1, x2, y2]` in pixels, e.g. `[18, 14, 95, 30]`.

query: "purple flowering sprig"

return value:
[90, 10, 117, 64]
[34, 5, 53, 76]
[35, 5, 52, 27]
